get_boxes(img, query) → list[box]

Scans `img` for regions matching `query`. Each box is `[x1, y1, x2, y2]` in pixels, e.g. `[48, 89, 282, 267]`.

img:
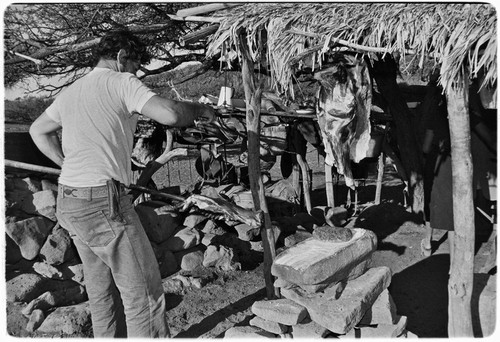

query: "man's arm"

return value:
[140, 95, 216, 127]
[29, 112, 64, 167]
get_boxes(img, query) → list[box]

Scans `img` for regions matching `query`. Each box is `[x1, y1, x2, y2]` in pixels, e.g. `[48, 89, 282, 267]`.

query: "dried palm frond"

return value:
[206, 3, 495, 97]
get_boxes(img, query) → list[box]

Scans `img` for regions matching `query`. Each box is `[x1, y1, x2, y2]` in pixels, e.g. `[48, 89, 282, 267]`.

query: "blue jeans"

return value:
[56, 187, 170, 338]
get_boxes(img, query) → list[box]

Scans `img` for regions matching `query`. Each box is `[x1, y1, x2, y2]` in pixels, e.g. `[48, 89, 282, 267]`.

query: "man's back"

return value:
[46, 67, 155, 187]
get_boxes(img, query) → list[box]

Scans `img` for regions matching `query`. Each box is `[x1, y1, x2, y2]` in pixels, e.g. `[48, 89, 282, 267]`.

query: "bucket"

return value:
[217, 86, 234, 107]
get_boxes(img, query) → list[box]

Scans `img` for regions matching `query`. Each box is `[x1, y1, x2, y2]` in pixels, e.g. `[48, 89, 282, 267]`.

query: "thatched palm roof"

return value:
[206, 3, 496, 97]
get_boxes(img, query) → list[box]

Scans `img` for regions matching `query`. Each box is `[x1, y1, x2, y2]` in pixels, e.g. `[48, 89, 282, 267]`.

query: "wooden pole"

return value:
[446, 79, 475, 337]
[176, 3, 241, 17]
[239, 33, 279, 299]
[179, 24, 219, 46]
[374, 152, 385, 205]
[5, 159, 61, 175]
[325, 165, 335, 207]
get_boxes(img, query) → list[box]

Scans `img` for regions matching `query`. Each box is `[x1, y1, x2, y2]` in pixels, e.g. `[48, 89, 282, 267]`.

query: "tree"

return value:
[4, 3, 215, 96]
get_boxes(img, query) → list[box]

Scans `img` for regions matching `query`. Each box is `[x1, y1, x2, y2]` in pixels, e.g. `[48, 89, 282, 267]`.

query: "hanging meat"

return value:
[314, 53, 372, 189]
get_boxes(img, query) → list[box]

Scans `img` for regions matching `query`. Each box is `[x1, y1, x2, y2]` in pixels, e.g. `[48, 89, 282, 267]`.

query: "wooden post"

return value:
[446, 79, 474, 337]
[296, 154, 312, 213]
[374, 152, 384, 204]
[325, 164, 335, 207]
[239, 33, 279, 299]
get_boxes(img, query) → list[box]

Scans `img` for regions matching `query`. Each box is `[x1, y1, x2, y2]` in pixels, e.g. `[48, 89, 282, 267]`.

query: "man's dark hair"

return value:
[94, 30, 151, 65]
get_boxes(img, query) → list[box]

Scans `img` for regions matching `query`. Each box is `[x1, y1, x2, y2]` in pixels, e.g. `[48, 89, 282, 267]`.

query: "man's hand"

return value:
[197, 104, 217, 124]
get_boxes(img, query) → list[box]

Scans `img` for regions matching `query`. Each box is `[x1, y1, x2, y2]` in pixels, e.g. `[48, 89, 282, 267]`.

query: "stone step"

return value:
[291, 317, 331, 338]
[359, 288, 399, 325]
[271, 228, 377, 285]
[281, 266, 392, 334]
[251, 298, 309, 326]
[249, 316, 290, 334]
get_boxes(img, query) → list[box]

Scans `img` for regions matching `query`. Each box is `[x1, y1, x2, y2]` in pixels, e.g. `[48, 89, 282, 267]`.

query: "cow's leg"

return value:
[421, 221, 433, 256]
[296, 153, 312, 213]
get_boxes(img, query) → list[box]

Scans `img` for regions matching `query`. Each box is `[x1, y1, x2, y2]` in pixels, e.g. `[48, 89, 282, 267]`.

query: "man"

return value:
[29, 30, 216, 338]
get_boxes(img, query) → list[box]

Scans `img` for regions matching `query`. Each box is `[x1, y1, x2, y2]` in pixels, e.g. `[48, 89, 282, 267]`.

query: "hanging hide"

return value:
[314, 54, 372, 189]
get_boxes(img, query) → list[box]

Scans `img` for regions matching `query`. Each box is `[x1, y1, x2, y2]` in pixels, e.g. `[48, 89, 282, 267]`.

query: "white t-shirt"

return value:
[46, 67, 156, 187]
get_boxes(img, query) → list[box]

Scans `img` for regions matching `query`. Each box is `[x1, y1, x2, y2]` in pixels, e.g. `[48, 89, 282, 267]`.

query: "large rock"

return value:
[6, 216, 55, 260]
[37, 302, 92, 336]
[21, 189, 58, 221]
[26, 309, 45, 333]
[33, 262, 63, 280]
[203, 245, 241, 272]
[281, 266, 392, 334]
[135, 201, 181, 243]
[160, 226, 202, 252]
[174, 246, 205, 271]
[293, 257, 372, 294]
[22, 285, 87, 316]
[234, 222, 260, 241]
[251, 299, 308, 325]
[157, 249, 178, 278]
[39, 224, 75, 265]
[6, 273, 47, 303]
[271, 228, 377, 285]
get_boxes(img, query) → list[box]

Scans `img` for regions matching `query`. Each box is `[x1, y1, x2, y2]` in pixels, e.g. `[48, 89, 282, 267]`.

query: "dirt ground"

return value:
[4, 125, 493, 338]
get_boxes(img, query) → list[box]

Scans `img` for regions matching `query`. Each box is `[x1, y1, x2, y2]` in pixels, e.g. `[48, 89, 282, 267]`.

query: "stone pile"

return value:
[225, 226, 414, 338]
[4, 174, 305, 336]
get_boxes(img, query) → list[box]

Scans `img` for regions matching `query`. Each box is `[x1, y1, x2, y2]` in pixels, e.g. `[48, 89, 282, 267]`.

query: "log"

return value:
[240, 32, 279, 299]
[179, 24, 219, 46]
[5, 159, 61, 175]
[176, 3, 241, 17]
[167, 14, 223, 23]
[446, 82, 475, 337]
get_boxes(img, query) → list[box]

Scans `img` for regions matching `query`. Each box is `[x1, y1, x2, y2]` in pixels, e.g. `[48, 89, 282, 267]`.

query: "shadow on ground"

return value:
[390, 254, 450, 338]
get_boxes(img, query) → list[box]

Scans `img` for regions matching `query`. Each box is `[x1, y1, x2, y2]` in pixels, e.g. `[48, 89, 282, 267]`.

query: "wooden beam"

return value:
[5, 159, 61, 175]
[167, 14, 223, 23]
[176, 3, 241, 17]
[240, 31, 279, 300]
[446, 80, 475, 337]
[179, 24, 219, 46]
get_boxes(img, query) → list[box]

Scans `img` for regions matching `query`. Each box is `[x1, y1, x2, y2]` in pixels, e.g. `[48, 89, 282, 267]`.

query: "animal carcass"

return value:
[314, 54, 372, 189]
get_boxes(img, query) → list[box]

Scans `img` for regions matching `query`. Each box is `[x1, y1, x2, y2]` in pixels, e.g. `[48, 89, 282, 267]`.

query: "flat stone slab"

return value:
[281, 266, 391, 334]
[272, 228, 377, 285]
[292, 317, 331, 338]
[252, 299, 308, 325]
[250, 316, 290, 334]
[224, 326, 276, 338]
[342, 315, 407, 338]
[359, 288, 398, 325]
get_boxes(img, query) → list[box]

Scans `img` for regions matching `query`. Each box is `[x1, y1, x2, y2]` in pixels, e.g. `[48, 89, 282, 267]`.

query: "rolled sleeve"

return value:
[123, 75, 157, 114]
